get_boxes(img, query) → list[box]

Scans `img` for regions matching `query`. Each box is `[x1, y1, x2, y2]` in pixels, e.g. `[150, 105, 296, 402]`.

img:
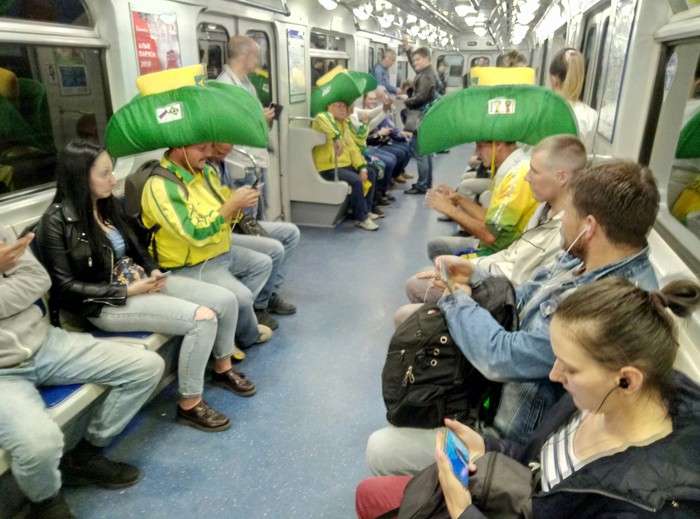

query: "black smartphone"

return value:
[270, 103, 283, 120]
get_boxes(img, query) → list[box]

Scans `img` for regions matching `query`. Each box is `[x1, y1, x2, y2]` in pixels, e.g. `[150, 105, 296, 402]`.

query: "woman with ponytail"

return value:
[549, 48, 599, 152]
[357, 277, 700, 518]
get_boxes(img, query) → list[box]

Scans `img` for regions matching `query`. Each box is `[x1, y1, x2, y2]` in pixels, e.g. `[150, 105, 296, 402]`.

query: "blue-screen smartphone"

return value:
[444, 430, 470, 486]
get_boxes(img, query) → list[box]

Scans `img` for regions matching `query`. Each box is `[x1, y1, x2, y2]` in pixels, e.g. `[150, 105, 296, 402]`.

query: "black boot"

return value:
[60, 439, 140, 489]
[29, 493, 75, 519]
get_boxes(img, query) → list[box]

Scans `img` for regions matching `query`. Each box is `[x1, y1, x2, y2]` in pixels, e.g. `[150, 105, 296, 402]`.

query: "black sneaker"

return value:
[268, 293, 296, 315]
[255, 309, 278, 330]
[60, 440, 139, 489]
[29, 494, 75, 519]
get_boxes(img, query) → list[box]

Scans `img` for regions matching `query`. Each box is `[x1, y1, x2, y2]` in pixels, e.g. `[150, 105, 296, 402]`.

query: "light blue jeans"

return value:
[233, 221, 300, 309]
[0, 327, 164, 501]
[175, 247, 272, 347]
[88, 276, 238, 398]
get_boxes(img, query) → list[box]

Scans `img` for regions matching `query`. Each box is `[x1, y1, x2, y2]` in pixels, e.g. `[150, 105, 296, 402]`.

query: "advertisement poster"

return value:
[54, 48, 89, 95]
[287, 29, 306, 104]
[131, 8, 182, 76]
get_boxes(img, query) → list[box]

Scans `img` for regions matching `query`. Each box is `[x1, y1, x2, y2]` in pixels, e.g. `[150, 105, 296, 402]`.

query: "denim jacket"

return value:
[439, 247, 657, 443]
[372, 62, 396, 94]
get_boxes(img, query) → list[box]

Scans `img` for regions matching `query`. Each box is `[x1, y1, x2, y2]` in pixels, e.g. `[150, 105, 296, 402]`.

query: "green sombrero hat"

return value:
[676, 111, 700, 159]
[105, 65, 268, 158]
[417, 85, 578, 154]
[311, 67, 377, 117]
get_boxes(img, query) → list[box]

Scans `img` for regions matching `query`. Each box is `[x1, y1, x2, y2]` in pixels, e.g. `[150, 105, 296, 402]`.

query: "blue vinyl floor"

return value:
[65, 144, 473, 518]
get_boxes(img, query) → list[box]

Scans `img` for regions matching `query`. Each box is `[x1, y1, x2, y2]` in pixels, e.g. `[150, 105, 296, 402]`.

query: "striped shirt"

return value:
[540, 412, 586, 492]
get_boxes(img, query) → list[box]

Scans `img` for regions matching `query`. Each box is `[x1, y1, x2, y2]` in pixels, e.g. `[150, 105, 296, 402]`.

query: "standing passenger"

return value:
[549, 48, 598, 152]
[400, 35, 438, 195]
[372, 49, 401, 95]
[37, 140, 255, 432]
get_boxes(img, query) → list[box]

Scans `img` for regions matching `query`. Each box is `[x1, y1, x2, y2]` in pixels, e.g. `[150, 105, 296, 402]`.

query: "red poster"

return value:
[131, 11, 182, 76]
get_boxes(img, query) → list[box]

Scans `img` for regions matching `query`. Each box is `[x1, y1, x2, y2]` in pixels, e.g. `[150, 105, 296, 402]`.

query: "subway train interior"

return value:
[1, 0, 700, 517]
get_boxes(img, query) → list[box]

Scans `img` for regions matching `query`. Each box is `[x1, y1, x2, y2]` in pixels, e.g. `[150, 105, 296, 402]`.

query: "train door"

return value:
[580, 5, 612, 110]
[197, 15, 283, 220]
[436, 53, 465, 93]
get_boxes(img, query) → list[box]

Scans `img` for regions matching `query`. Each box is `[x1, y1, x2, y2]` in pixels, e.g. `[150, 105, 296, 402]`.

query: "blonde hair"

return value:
[549, 48, 586, 103]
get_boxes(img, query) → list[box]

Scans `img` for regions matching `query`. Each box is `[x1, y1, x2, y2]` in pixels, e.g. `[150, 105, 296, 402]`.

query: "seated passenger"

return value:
[357, 277, 700, 518]
[209, 142, 300, 331]
[0, 230, 164, 519]
[425, 140, 537, 259]
[405, 135, 586, 309]
[364, 89, 413, 187]
[36, 140, 255, 432]
[312, 100, 380, 231]
[140, 141, 274, 348]
[366, 161, 660, 476]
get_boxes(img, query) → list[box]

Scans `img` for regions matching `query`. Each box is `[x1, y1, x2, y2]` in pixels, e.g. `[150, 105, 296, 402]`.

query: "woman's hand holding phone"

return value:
[436, 429, 473, 519]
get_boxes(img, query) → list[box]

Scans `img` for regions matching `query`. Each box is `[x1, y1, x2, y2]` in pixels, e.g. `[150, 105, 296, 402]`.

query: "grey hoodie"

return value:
[0, 231, 51, 368]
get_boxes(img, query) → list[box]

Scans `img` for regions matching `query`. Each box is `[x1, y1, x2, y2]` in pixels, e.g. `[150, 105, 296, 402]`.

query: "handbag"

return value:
[397, 452, 534, 519]
[111, 256, 147, 286]
[233, 215, 270, 238]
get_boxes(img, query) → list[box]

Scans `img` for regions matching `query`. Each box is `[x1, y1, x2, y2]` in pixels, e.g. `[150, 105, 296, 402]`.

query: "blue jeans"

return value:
[88, 276, 238, 398]
[0, 327, 164, 501]
[320, 167, 376, 222]
[233, 221, 300, 309]
[175, 247, 272, 346]
[367, 147, 397, 192]
[412, 131, 433, 192]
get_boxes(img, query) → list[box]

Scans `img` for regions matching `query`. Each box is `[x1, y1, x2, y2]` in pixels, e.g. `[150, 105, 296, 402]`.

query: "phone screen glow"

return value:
[444, 430, 470, 486]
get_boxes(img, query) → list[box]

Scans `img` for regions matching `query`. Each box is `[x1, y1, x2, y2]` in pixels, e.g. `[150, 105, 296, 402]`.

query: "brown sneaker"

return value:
[177, 401, 231, 432]
[212, 368, 257, 396]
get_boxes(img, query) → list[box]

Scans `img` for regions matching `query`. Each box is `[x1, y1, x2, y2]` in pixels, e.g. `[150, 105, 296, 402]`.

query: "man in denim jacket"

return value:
[366, 161, 659, 476]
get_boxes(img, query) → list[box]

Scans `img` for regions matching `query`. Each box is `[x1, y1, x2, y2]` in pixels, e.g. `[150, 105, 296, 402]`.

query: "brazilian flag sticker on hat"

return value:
[417, 85, 578, 155]
[311, 66, 377, 117]
[105, 65, 268, 158]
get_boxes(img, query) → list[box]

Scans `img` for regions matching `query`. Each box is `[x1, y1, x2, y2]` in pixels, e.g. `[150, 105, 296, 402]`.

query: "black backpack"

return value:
[123, 160, 186, 260]
[382, 276, 518, 429]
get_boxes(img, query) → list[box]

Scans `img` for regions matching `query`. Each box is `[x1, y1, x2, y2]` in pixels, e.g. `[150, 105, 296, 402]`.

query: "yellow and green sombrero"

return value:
[311, 66, 377, 117]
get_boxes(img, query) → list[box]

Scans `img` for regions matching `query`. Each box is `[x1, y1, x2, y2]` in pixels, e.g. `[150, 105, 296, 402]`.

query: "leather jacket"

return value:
[36, 201, 159, 319]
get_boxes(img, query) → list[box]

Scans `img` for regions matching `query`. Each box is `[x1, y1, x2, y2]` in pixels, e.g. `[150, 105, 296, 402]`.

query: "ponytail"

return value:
[549, 48, 585, 102]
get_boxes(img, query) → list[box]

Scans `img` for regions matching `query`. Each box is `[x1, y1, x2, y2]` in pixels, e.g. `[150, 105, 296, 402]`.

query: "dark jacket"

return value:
[403, 48, 437, 111]
[36, 201, 159, 319]
[461, 371, 700, 518]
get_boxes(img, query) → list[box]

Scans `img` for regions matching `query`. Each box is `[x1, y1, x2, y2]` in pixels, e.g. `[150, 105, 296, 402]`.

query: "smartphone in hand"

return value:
[444, 429, 470, 486]
[153, 271, 171, 281]
[439, 259, 456, 296]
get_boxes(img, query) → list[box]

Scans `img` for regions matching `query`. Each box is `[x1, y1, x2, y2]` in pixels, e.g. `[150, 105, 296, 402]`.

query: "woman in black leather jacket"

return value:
[36, 139, 256, 432]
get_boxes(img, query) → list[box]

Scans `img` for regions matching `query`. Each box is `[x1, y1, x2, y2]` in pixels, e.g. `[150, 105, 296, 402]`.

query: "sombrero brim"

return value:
[417, 85, 578, 154]
[105, 81, 268, 158]
[676, 111, 700, 159]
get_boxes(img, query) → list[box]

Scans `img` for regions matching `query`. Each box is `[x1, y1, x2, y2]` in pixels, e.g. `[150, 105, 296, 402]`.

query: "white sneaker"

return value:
[368, 212, 380, 220]
[356, 218, 379, 231]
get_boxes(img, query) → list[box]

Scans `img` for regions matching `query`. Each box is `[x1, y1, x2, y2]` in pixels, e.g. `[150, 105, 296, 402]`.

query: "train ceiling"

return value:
[319, 0, 551, 49]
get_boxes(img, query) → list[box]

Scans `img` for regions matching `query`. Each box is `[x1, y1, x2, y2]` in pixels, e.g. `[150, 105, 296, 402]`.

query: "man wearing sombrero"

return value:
[106, 65, 276, 352]
[311, 67, 381, 231]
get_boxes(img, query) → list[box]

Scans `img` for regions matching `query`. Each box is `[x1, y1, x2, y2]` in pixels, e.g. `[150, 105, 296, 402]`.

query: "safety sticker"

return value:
[156, 102, 183, 123]
[488, 98, 515, 115]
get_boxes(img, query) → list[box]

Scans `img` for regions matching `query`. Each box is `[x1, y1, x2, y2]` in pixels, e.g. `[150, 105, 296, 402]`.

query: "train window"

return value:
[246, 30, 273, 105]
[310, 31, 347, 52]
[369, 47, 375, 72]
[590, 16, 610, 110]
[539, 39, 549, 86]
[0, 0, 91, 27]
[197, 24, 229, 80]
[667, 53, 700, 242]
[597, 0, 636, 142]
[438, 54, 464, 88]
[469, 56, 490, 67]
[581, 23, 597, 102]
[0, 43, 110, 199]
